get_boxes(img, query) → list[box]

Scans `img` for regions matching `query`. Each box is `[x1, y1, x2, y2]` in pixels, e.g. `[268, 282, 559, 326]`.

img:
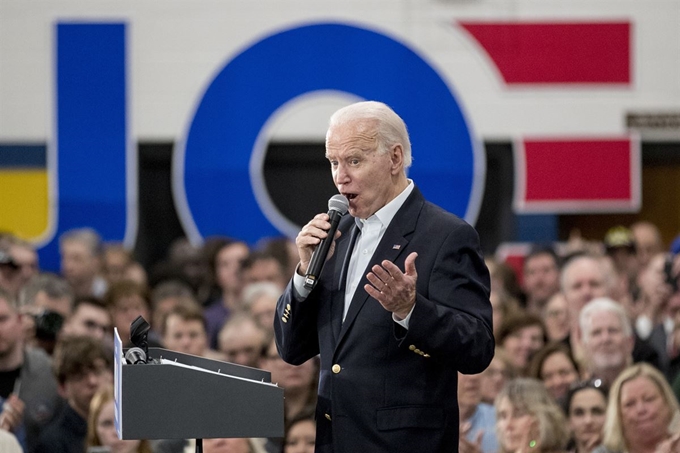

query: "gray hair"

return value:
[19, 273, 74, 308]
[327, 101, 412, 169]
[59, 227, 103, 257]
[579, 297, 632, 344]
[241, 282, 282, 310]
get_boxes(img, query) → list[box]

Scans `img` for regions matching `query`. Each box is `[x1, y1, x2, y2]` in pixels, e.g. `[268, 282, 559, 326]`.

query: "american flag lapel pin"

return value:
[392, 244, 401, 250]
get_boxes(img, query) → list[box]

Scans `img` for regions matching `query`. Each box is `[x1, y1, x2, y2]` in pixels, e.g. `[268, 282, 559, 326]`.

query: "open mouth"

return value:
[344, 193, 357, 201]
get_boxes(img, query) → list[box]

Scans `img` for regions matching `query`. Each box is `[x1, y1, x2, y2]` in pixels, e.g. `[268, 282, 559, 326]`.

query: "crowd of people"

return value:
[1, 209, 680, 452]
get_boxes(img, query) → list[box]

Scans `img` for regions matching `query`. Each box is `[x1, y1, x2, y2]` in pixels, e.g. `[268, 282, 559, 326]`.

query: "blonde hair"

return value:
[495, 378, 569, 453]
[602, 363, 680, 451]
[86, 385, 153, 453]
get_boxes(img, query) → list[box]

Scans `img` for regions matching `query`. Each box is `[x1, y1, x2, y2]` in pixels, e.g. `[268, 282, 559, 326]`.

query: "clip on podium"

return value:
[113, 318, 284, 453]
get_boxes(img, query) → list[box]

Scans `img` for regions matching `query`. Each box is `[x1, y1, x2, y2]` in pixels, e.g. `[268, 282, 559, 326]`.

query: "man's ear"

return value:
[57, 382, 68, 399]
[390, 144, 404, 174]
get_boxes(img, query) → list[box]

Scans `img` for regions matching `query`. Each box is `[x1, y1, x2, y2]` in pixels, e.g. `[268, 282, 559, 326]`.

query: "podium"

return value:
[113, 330, 284, 442]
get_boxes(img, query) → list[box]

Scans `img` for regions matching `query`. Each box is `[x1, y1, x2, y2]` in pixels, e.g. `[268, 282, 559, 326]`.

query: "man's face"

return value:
[243, 259, 285, 290]
[112, 294, 149, 342]
[457, 372, 482, 412]
[326, 120, 401, 220]
[9, 245, 38, 287]
[163, 315, 207, 357]
[63, 304, 112, 341]
[60, 240, 98, 285]
[219, 322, 264, 368]
[523, 253, 559, 304]
[583, 310, 632, 372]
[62, 358, 109, 417]
[0, 298, 22, 358]
[562, 258, 608, 318]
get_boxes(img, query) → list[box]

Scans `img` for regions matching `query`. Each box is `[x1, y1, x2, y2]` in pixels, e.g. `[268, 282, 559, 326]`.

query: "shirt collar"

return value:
[356, 180, 414, 230]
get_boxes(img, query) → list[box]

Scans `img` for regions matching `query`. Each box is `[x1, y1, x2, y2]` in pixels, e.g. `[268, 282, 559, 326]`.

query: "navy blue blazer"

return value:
[274, 186, 494, 453]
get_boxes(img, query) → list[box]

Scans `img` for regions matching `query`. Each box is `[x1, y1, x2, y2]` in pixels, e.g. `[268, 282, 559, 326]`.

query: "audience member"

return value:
[458, 372, 498, 453]
[161, 302, 222, 359]
[490, 288, 521, 339]
[563, 379, 607, 453]
[101, 243, 134, 285]
[0, 288, 63, 453]
[631, 221, 664, 271]
[479, 347, 516, 405]
[603, 226, 638, 287]
[218, 312, 267, 368]
[203, 239, 250, 349]
[580, 298, 634, 388]
[542, 292, 570, 342]
[59, 228, 107, 298]
[149, 280, 195, 334]
[284, 408, 316, 453]
[0, 234, 39, 294]
[522, 245, 561, 316]
[0, 245, 23, 297]
[61, 296, 112, 344]
[104, 280, 155, 347]
[560, 254, 608, 357]
[594, 363, 680, 453]
[18, 273, 74, 354]
[241, 282, 281, 333]
[495, 378, 570, 453]
[86, 385, 152, 453]
[528, 342, 580, 402]
[497, 314, 547, 374]
[35, 335, 113, 453]
[260, 337, 317, 423]
[241, 251, 287, 290]
[256, 236, 300, 282]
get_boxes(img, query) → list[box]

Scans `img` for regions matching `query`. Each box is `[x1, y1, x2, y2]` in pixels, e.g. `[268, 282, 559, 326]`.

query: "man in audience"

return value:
[0, 288, 63, 453]
[18, 274, 74, 353]
[104, 280, 155, 347]
[241, 251, 287, 290]
[218, 313, 268, 368]
[59, 228, 107, 298]
[560, 254, 609, 356]
[522, 245, 560, 315]
[457, 372, 498, 453]
[162, 303, 222, 359]
[579, 297, 634, 387]
[35, 336, 112, 453]
[631, 221, 664, 271]
[241, 281, 281, 333]
[61, 296, 112, 344]
[0, 235, 39, 296]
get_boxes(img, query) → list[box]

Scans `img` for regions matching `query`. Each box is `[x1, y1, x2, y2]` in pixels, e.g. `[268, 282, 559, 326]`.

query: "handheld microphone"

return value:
[304, 194, 349, 289]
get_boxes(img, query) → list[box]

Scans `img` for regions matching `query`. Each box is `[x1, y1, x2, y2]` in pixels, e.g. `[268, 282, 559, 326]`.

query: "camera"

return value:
[34, 309, 65, 342]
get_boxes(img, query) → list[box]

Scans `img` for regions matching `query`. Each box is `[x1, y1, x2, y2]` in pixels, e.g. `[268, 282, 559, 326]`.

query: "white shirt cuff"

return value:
[393, 304, 415, 329]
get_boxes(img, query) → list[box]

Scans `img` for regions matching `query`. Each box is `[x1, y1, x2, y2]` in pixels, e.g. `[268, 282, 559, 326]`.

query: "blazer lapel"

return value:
[336, 187, 425, 348]
[331, 219, 358, 344]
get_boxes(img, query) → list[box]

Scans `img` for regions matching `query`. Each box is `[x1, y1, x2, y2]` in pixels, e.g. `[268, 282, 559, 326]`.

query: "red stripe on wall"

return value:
[458, 22, 631, 84]
[524, 138, 632, 201]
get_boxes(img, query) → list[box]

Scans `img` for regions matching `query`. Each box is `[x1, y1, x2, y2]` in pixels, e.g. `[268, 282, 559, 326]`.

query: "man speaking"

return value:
[274, 101, 494, 452]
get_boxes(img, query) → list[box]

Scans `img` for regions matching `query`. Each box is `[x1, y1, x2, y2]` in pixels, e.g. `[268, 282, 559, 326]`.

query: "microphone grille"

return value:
[328, 194, 349, 214]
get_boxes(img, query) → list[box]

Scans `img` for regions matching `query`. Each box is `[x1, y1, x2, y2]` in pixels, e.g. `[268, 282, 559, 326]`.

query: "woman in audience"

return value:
[86, 386, 152, 453]
[284, 409, 316, 453]
[498, 314, 547, 375]
[479, 347, 516, 405]
[563, 379, 607, 453]
[593, 363, 680, 453]
[495, 378, 569, 453]
[529, 342, 581, 402]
